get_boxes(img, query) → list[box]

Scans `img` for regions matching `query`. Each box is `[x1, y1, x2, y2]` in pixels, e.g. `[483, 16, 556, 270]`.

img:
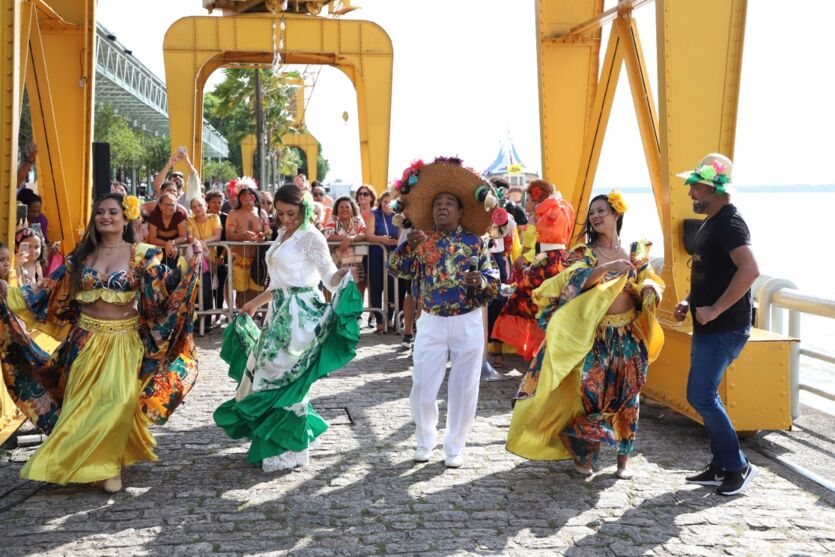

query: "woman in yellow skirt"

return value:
[0, 193, 202, 492]
[506, 191, 664, 478]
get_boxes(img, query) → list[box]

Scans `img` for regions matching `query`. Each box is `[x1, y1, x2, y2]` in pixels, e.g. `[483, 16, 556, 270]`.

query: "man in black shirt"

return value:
[673, 153, 760, 496]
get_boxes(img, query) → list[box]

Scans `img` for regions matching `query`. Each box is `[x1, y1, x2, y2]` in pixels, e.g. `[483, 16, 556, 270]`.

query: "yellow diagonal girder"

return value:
[163, 13, 392, 192]
[20, 0, 96, 249]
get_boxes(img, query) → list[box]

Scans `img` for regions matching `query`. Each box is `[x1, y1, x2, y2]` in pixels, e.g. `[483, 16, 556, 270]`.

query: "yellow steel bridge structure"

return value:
[0, 0, 793, 442]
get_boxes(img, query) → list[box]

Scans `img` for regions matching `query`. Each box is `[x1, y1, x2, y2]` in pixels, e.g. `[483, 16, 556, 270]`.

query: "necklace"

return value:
[594, 240, 623, 259]
[99, 240, 126, 255]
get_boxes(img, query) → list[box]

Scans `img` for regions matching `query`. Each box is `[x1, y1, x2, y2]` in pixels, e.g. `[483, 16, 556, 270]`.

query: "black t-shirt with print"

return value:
[689, 203, 752, 333]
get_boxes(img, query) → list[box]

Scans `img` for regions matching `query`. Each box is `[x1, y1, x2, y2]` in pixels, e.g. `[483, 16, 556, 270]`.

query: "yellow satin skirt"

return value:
[20, 314, 157, 484]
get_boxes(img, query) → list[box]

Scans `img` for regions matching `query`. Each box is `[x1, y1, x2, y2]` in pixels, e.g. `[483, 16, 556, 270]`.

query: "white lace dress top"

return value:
[265, 226, 339, 292]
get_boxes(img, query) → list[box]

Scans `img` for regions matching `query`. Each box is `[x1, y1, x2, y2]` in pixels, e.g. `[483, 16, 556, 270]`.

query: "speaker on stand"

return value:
[92, 142, 111, 198]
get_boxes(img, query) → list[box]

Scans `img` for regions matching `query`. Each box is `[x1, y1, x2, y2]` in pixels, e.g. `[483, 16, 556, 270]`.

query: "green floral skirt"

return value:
[214, 278, 362, 467]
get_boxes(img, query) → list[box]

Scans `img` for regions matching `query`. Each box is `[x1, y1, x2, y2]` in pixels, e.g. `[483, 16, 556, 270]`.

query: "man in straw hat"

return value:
[388, 157, 500, 468]
[674, 153, 761, 496]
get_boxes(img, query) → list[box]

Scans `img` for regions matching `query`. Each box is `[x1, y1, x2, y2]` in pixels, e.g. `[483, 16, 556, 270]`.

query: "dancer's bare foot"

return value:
[615, 455, 632, 479]
[573, 460, 593, 476]
[102, 474, 122, 493]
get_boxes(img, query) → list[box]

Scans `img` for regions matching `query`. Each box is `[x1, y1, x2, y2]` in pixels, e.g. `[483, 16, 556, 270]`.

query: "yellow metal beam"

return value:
[0, 0, 25, 447]
[241, 133, 257, 178]
[656, 0, 747, 312]
[163, 14, 392, 192]
[22, 0, 96, 249]
[282, 131, 319, 182]
[1, 0, 22, 248]
[25, 11, 76, 249]
[536, 0, 604, 197]
[567, 22, 624, 240]
[538, 0, 792, 431]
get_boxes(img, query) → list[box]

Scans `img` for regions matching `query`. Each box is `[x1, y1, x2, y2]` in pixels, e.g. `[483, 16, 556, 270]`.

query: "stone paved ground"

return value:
[1, 330, 834, 556]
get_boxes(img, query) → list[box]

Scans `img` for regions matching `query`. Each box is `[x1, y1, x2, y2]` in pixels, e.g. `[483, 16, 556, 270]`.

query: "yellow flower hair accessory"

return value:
[607, 190, 628, 214]
[123, 195, 141, 221]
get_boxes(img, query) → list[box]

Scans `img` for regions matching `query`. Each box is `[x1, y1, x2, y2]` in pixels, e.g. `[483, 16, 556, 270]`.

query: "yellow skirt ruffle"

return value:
[20, 314, 157, 484]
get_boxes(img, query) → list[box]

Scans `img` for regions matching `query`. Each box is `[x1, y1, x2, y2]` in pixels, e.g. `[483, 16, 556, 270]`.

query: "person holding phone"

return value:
[14, 227, 45, 287]
[26, 195, 49, 242]
[152, 147, 202, 206]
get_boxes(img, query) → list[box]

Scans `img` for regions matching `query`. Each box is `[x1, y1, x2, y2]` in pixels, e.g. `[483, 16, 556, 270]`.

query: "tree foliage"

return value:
[205, 68, 330, 183]
[203, 159, 239, 185]
[93, 105, 170, 183]
[94, 105, 144, 169]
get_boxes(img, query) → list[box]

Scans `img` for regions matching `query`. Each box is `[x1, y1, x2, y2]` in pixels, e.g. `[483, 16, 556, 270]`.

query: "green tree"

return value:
[204, 69, 330, 182]
[94, 105, 143, 174]
[203, 159, 239, 186]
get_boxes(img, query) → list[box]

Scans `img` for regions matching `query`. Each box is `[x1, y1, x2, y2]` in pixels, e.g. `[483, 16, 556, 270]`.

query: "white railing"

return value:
[754, 275, 835, 419]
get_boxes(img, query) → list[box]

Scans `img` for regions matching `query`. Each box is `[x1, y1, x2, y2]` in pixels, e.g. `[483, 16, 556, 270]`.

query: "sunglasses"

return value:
[357, 191, 372, 197]
[312, 192, 324, 198]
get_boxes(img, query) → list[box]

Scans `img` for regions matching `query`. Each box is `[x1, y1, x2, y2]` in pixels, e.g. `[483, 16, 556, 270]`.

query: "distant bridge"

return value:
[95, 23, 229, 159]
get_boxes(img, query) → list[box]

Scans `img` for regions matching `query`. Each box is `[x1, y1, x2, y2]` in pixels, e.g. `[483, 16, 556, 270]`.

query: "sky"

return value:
[97, 0, 835, 188]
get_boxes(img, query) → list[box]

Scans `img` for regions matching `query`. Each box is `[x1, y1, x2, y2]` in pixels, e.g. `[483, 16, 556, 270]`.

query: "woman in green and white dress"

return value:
[214, 184, 362, 472]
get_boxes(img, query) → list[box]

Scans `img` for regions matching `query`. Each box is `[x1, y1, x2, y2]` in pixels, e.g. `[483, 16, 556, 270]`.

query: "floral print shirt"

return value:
[389, 226, 499, 317]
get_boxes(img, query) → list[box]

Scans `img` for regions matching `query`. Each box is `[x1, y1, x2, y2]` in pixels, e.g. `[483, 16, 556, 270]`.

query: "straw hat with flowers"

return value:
[389, 156, 499, 235]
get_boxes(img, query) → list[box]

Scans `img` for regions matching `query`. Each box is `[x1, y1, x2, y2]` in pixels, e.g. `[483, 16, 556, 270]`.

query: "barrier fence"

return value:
[188, 240, 398, 336]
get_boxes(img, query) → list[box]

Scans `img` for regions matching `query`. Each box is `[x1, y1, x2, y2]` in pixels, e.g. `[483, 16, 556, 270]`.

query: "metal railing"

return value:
[185, 239, 397, 336]
[754, 275, 835, 418]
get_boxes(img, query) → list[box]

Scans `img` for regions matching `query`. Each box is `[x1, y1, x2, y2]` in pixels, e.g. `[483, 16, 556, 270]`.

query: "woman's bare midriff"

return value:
[606, 291, 636, 315]
[79, 298, 138, 320]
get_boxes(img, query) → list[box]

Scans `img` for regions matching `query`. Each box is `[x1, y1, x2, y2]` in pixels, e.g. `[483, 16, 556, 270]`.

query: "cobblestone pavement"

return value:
[1, 330, 834, 556]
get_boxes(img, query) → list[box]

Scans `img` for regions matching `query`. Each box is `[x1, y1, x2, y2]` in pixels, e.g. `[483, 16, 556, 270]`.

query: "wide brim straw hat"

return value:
[676, 153, 736, 194]
[392, 157, 498, 235]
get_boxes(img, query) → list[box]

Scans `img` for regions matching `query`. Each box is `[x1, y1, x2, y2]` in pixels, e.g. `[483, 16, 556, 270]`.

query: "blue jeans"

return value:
[686, 328, 750, 472]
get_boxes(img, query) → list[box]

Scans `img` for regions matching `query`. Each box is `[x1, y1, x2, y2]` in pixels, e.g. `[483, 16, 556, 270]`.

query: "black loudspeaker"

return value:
[92, 142, 111, 198]
[683, 218, 704, 255]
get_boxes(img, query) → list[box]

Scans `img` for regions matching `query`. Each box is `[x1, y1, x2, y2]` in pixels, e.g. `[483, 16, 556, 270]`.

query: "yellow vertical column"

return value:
[656, 0, 747, 308]
[0, 0, 24, 444]
[0, 0, 21, 246]
[537, 0, 603, 202]
[241, 134, 256, 179]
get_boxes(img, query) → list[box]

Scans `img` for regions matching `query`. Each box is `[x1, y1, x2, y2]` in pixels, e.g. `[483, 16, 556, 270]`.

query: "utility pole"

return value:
[254, 69, 267, 189]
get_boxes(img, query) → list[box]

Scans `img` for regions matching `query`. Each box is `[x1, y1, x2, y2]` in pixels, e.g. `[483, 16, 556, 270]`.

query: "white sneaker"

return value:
[413, 446, 433, 462]
[444, 454, 465, 468]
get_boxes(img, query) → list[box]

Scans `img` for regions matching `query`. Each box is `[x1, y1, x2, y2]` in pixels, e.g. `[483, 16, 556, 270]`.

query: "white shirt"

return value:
[264, 226, 339, 292]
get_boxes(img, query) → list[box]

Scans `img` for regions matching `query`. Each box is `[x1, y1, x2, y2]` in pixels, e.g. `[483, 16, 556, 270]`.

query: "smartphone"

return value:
[177, 146, 188, 156]
[31, 222, 41, 235]
[16, 204, 27, 223]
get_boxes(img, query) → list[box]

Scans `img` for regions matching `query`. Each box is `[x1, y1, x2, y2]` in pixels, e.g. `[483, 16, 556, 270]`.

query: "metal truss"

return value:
[95, 24, 229, 159]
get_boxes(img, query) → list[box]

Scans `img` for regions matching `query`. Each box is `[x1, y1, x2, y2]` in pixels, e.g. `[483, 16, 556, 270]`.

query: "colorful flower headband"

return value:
[227, 176, 258, 200]
[607, 190, 628, 214]
[123, 195, 141, 221]
[683, 159, 731, 194]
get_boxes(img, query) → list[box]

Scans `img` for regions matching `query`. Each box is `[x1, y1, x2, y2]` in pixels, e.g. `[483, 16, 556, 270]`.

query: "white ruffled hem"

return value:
[262, 449, 310, 472]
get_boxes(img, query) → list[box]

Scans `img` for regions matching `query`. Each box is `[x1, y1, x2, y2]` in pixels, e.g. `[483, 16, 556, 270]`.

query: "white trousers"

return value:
[411, 310, 484, 457]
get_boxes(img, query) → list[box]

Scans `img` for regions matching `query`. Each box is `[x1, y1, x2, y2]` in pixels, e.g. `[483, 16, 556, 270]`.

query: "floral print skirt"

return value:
[558, 310, 648, 466]
[214, 279, 362, 470]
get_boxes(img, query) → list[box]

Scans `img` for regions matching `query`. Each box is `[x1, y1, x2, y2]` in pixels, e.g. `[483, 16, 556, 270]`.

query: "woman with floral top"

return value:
[324, 196, 368, 294]
[506, 191, 664, 479]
